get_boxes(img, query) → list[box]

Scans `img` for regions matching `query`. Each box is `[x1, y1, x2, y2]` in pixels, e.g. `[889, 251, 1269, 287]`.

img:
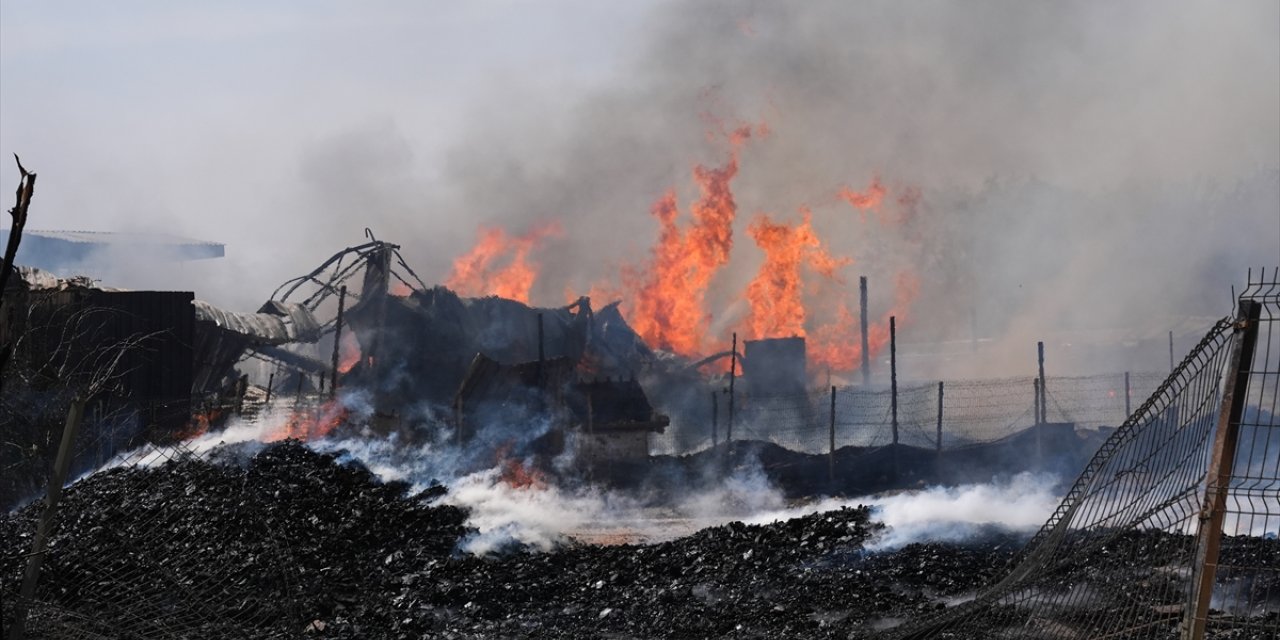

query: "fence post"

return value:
[711, 391, 719, 448]
[727, 332, 736, 444]
[829, 385, 837, 485]
[264, 371, 275, 406]
[890, 313, 901, 445]
[1037, 341, 1047, 424]
[860, 276, 870, 386]
[330, 285, 346, 399]
[11, 396, 87, 640]
[1033, 378, 1041, 426]
[1169, 330, 1175, 373]
[890, 316, 899, 480]
[1036, 341, 1046, 467]
[1123, 371, 1131, 418]
[936, 381, 944, 456]
[1182, 300, 1262, 640]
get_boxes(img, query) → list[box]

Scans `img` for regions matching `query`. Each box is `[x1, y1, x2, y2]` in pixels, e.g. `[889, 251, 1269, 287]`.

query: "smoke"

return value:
[2, 1, 1274, 370]
[864, 472, 1060, 550]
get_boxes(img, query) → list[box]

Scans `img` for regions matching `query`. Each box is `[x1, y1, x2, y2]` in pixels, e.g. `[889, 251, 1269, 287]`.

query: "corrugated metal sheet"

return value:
[191, 300, 321, 344]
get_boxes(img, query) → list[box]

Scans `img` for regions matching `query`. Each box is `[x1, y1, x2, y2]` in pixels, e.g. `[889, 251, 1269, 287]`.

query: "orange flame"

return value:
[618, 126, 752, 354]
[445, 221, 562, 303]
[742, 208, 850, 340]
[809, 271, 920, 371]
[839, 176, 887, 217]
[266, 399, 348, 442]
[337, 332, 361, 374]
[389, 280, 413, 297]
[495, 443, 548, 489]
[178, 409, 219, 440]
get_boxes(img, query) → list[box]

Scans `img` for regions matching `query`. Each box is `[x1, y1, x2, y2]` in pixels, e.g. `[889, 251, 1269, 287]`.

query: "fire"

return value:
[742, 208, 849, 340]
[839, 176, 887, 216]
[266, 399, 348, 442]
[178, 409, 220, 440]
[492, 117, 923, 374]
[337, 332, 361, 374]
[809, 271, 920, 371]
[445, 221, 562, 304]
[618, 126, 752, 354]
[389, 280, 413, 297]
[495, 443, 548, 489]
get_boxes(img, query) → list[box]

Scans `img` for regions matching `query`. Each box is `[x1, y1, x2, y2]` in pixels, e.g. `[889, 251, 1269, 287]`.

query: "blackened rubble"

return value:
[1, 442, 1030, 639]
[9, 443, 1273, 638]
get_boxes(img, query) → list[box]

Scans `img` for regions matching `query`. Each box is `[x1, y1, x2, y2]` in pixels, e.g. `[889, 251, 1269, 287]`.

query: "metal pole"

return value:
[711, 391, 718, 448]
[1123, 371, 1131, 418]
[1037, 341, 1047, 424]
[860, 276, 870, 386]
[890, 316, 899, 481]
[330, 285, 346, 399]
[829, 385, 836, 484]
[936, 381, 944, 455]
[1169, 330, 1175, 372]
[11, 397, 87, 640]
[727, 332, 737, 444]
[890, 316, 898, 445]
[1183, 300, 1261, 639]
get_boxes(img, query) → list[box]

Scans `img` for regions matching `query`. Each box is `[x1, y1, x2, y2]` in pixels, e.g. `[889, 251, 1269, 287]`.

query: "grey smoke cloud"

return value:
[2, 0, 1276, 377]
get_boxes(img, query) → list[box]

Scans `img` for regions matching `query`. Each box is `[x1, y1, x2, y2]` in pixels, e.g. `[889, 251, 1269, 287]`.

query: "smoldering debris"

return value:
[5, 440, 1275, 639]
[0, 440, 1002, 639]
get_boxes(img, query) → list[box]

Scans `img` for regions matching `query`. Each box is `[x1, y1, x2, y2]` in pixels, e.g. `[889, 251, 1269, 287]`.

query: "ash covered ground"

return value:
[5, 441, 1275, 639]
[2, 441, 1027, 639]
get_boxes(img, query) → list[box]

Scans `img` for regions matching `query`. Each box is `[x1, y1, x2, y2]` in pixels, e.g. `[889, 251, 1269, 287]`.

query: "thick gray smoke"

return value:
[1, 1, 1276, 378]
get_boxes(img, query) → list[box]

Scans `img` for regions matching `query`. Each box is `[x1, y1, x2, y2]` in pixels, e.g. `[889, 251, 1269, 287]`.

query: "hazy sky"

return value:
[2, 1, 1277, 377]
[0, 1, 658, 300]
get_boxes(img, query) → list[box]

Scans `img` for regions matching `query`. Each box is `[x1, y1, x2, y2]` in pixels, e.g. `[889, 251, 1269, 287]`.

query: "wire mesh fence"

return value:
[881, 270, 1280, 639]
[649, 372, 1168, 457]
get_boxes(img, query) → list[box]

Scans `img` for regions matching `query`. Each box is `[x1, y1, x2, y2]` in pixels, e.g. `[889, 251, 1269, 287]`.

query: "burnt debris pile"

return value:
[2, 442, 1029, 639]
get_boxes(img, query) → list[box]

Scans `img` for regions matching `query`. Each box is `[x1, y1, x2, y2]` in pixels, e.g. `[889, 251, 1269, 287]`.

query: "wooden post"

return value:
[859, 276, 870, 386]
[329, 285, 346, 399]
[235, 374, 248, 416]
[294, 372, 304, 409]
[890, 316, 898, 446]
[829, 385, 837, 484]
[1182, 300, 1261, 640]
[1037, 341, 1047, 424]
[727, 332, 737, 444]
[1123, 371, 1131, 418]
[711, 391, 719, 448]
[11, 397, 86, 640]
[936, 381, 944, 455]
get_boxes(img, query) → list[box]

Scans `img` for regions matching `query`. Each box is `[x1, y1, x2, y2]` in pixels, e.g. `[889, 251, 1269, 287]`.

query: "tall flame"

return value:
[742, 208, 849, 340]
[619, 126, 752, 354]
[445, 221, 562, 304]
[453, 118, 925, 375]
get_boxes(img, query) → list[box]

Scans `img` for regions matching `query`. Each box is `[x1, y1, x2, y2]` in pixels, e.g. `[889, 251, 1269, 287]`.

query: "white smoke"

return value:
[864, 473, 1060, 550]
